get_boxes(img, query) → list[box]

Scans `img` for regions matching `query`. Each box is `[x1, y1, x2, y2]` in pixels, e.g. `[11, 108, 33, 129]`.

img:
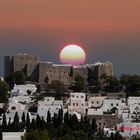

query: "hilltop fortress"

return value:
[4, 53, 115, 85]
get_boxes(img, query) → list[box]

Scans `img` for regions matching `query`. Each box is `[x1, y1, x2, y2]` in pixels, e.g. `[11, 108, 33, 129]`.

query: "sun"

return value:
[60, 44, 86, 66]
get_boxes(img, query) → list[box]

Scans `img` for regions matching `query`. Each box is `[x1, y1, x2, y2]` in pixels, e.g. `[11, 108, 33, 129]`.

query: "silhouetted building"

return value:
[4, 53, 115, 86]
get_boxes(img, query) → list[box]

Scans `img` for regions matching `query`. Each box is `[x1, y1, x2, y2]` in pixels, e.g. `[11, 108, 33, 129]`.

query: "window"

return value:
[97, 101, 99, 104]
[116, 103, 119, 106]
[76, 103, 78, 106]
[11, 106, 16, 110]
[111, 103, 113, 106]
[73, 103, 75, 106]
[92, 101, 94, 104]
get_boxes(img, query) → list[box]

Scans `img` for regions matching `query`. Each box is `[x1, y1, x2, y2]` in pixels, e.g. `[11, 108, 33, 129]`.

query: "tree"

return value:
[64, 111, 69, 126]
[89, 80, 102, 93]
[120, 74, 140, 94]
[47, 110, 51, 124]
[49, 80, 65, 95]
[7, 117, 11, 132]
[2, 113, 7, 132]
[53, 113, 58, 128]
[57, 108, 63, 127]
[105, 76, 122, 93]
[70, 114, 79, 130]
[87, 67, 98, 85]
[28, 105, 38, 113]
[30, 118, 36, 130]
[26, 113, 30, 132]
[114, 131, 123, 140]
[0, 130, 2, 140]
[0, 81, 9, 102]
[36, 115, 41, 129]
[23, 130, 50, 140]
[13, 112, 20, 131]
[44, 75, 49, 84]
[74, 75, 85, 92]
[91, 118, 97, 135]
[12, 71, 26, 85]
[22, 112, 26, 124]
[69, 66, 73, 77]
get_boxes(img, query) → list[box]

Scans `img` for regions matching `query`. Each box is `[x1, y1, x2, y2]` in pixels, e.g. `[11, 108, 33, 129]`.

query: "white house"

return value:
[102, 98, 123, 114]
[87, 96, 105, 115]
[38, 97, 63, 119]
[127, 97, 140, 115]
[3, 132, 25, 140]
[87, 96, 125, 116]
[10, 84, 37, 97]
[68, 92, 86, 114]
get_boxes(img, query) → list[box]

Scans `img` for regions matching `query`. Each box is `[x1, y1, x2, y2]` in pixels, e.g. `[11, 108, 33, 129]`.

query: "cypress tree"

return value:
[22, 112, 26, 124]
[36, 114, 41, 129]
[0, 130, 2, 140]
[53, 113, 58, 128]
[7, 117, 11, 132]
[26, 113, 30, 132]
[26, 113, 30, 125]
[57, 108, 63, 126]
[69, 66, 73, 77]
[64, 111, 69, 126]
[41, 117, 45, 130]
[13, 112, 19, 132]
[30, 118, 36, 130]
[91, 118, 97, 135]
[71, 114, 79, 130]
[47, 110, 51, 124]
[2, 113, 7, 132]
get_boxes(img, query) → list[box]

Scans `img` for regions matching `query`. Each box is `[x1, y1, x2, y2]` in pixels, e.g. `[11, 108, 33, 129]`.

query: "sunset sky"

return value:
[0, 0, 140, 76]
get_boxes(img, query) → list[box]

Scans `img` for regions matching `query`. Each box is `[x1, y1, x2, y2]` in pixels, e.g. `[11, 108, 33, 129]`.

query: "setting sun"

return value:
[60, 44, 86, 66]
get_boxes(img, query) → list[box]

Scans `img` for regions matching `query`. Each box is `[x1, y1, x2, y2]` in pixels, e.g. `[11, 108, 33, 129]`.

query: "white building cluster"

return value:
[38, 97, 63, 119]
[2, 83, 140, 138]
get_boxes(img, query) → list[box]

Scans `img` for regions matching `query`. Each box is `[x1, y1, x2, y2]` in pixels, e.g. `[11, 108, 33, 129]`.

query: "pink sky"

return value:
[0, 0, 140, 75]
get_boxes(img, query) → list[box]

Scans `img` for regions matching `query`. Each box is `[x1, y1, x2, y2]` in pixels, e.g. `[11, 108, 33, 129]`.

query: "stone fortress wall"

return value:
[4, 53, 115, 85]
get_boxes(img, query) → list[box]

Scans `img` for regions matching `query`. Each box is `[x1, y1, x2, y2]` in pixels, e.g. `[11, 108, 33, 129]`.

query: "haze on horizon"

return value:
[0, 0, 140, 76]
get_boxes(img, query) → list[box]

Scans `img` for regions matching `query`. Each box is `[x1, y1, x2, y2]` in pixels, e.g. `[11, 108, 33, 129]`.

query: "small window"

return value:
[111, 103, 113, 106]
[97, 101, 99, 104]
[92, 101, 94, 104]
[116, 103, 119, 106]
[76, 103, 78, 106]
[11, 106, 16, 110]
[73, 103, 75, 106]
